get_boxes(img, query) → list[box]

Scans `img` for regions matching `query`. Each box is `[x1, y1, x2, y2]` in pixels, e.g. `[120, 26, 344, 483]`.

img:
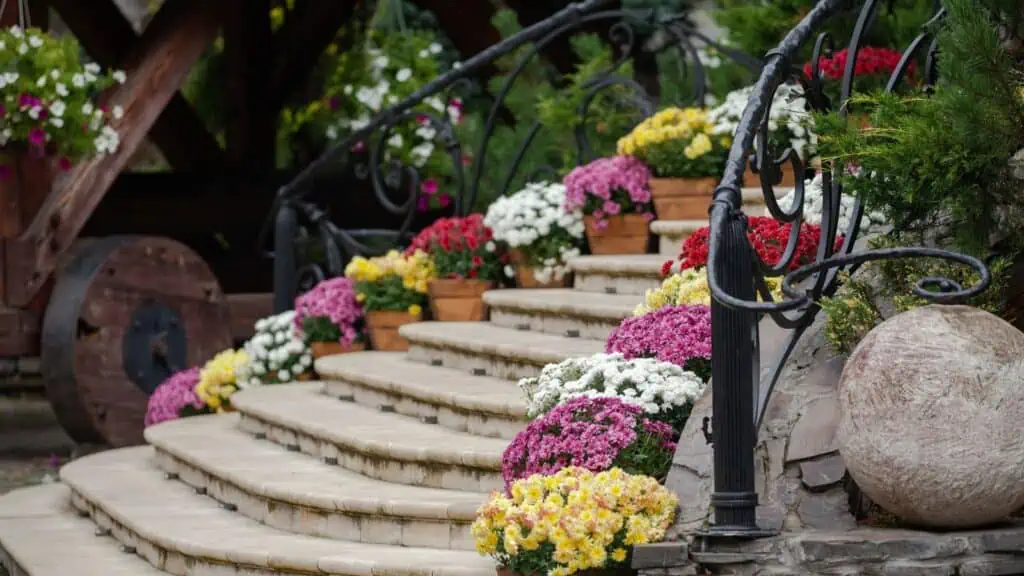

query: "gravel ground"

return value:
[0, 391, 76, 495]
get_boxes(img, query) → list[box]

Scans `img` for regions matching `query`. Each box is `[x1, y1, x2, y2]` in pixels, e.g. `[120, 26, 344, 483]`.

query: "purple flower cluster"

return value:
[606, 305, 712, 369]
[294, 277, 363, 345]
[144, 368, 203, 428]
[562, 156, 654, 229]
[501, 396, 676, 490]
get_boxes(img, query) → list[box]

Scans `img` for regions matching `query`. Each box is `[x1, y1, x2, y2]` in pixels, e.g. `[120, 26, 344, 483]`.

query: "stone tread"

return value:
[230, 382, 509, 471]
[399, 321, 605, 366]
[567, 254, 664, 277]
[145, 413, 490, 521]
[60, 447, 494, 576]
[482, 288, 639, 320]
[650, 219, 706, 236]
[0, 483, 165, 575]
[315, 352, 527, 418]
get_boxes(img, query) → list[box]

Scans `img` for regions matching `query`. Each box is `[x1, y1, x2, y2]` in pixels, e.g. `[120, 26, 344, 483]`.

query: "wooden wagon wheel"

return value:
[41, 236, 233, 447]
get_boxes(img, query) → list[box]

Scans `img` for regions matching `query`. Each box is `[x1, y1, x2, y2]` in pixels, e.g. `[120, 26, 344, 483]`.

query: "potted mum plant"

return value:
[518, 353, 705, 435]
[294, 276, 365, 359]
[144, 368, 207, 428]
[237, 311, 313, 387]
[606, 305, 712, 383]
[344, 249, 434, 350]
[407, 214, 504, 321]
[707, 83, 816, 188]
[0, 27, 125, 202]
[563, 155, 654, 254]
[618, 107, 728, 221]
[483, 181, 585, 288]
[472, 467, 678, 576]
[195, 348, 250, 414]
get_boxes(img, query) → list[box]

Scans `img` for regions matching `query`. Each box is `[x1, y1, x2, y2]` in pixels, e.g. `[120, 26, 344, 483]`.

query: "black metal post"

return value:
[704, 213, 768, 537]
[272, 198, 298, 313]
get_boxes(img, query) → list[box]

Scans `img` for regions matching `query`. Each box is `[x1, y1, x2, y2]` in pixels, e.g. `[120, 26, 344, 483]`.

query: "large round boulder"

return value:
[837, 305, 1024, 529]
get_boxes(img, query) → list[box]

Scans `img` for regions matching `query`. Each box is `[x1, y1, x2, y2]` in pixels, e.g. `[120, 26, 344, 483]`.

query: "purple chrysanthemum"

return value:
[501, 396, 675, 490]
[144, 368, 203, 427]
[606, 305, 712, 371]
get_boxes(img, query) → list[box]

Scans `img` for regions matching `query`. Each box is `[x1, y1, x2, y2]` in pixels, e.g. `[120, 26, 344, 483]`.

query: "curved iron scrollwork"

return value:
[263, 0, 761, 311]
[701, 0, 991, 537]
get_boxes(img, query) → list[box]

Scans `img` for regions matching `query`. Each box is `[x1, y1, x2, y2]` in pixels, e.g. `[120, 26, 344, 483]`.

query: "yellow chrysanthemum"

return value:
[195, 348, 249, 412]
[634, 267, 785, 315]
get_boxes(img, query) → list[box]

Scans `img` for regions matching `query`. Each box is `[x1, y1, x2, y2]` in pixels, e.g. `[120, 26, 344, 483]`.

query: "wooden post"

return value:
[224, 0, 275, 174]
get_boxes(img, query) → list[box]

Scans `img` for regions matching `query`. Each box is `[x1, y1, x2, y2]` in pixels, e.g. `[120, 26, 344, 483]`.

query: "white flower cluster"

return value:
[708, 83, 817, 161]
[484, 182, 585, 283]
[326, 43, 460, 169]
[238, 311, 312, 388]
[519, 353, 706, 419]
[785, 172, 888, 234]
[0, 28, 125, 155]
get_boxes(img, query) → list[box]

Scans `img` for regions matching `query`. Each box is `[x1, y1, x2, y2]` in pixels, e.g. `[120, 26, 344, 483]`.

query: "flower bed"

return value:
[606, 305, 712, 382]
[484, 181, 584, 285]
[472, 467, 678, 576]
[519, 353, 704, 434]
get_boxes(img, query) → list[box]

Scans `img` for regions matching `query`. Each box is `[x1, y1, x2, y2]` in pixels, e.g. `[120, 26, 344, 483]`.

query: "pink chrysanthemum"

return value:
[606, 305, 712, 372]
[293, 277, 363, 346]
[144, 368, 203, 427]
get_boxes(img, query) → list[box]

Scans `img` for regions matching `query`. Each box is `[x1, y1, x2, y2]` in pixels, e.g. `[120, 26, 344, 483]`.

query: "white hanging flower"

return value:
[112, 70, 127, 84]
[395, 68, 412, 82]
[27, 35, 43, 48]
[17, 43, 27, 55]
[387, 133, 403, 148]
[49, 101, 66, 118]
[84, 62, 101, 75]
[428, 42, 443, 54]
[72, 74, 86, 88]
[55, 83, 68, 97]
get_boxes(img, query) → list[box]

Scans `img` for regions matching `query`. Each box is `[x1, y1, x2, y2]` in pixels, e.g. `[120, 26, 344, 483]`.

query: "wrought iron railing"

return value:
[258, 0, 760, 312]
[702, 0, 990, 536]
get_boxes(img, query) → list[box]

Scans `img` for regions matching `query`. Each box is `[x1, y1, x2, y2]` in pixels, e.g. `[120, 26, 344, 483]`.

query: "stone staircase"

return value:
[0, 254, 665, 576]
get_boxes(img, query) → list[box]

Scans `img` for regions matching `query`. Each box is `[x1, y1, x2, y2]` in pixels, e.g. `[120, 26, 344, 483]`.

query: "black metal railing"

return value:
[702, 0, 990, 537]
[258, 0, 760, 312]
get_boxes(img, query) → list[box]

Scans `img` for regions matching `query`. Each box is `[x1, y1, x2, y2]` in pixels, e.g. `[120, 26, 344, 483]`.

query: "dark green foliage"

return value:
[815, 0, 1024, 255]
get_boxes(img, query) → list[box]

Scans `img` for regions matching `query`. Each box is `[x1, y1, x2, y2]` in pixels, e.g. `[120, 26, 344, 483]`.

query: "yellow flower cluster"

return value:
[195, 348, 250, 412]
[633, 268, 784, 315]
[617, 107, 716, 160]
[344, 250, 435, 294]
[471, 467, 677, 576]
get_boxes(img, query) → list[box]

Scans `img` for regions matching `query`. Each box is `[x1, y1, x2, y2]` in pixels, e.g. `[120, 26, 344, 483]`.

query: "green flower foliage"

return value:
[814, 0, 1024, 256]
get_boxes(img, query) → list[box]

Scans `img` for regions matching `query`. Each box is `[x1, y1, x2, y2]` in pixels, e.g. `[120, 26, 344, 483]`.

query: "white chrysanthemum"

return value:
[484, 181, 584, 282]
[518, 353, 707, 419]
[709, 83, 818, 161]
[783, 173, 888, 234]
[242, 310, 311, 385]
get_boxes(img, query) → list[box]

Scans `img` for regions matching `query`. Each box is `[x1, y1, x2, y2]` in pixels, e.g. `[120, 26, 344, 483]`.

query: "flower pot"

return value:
[0, 152, 55, 237]
[743, 162, 797, 188]
[497, 566, 636, 576]
[584, 214, 649, 255]
[366, 310, 420, 351]
[509, 249, 571, 289]
[427, 278, 493, 321]
[649, 177, 718, 220]
[310, 340, 366, 359]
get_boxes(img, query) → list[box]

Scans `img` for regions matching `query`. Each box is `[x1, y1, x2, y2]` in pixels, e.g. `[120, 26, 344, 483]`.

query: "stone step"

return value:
[650, 219, 705, 257]
[567, 254, 664, 295]
[61, 447, 495, 576]
[315, 352, 526, 439]
[400, 321, 605, 381]
[0, 483, 165, 575]
[230, 382, 509, 492]
[145, 414, 487, 550]
[483, 288, 636, 340]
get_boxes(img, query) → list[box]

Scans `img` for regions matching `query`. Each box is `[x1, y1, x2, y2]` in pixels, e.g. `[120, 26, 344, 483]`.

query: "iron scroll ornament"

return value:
[699, 0, 991, 538]
[262, 0, 762, 311]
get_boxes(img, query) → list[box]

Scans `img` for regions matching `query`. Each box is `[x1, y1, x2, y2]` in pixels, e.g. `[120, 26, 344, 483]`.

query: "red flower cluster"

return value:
[673, 216, 837, 272]
[406, 214, 493, 255]
[803, 46, 913, 81]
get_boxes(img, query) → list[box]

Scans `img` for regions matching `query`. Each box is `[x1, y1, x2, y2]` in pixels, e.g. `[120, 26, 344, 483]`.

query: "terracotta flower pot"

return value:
[584, 214, 649, 255]
[649, 177, 718, 220]
[743, 162, 797, 188]
[509, 249, 571, 289]
[427, 278, 493, 321]
[496, 566, 636, 576]
[365, 310, 421, 351]
[310, 340, 366, 360]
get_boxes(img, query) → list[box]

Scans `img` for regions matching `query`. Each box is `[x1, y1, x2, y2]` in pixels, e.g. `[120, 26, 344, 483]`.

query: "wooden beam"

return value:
[266, 0, 358, 111]
[4, 0, 219, 307]
[0, 0, 48, 29]
[48, 0, 224, 172]
[223, 0, 275, 171]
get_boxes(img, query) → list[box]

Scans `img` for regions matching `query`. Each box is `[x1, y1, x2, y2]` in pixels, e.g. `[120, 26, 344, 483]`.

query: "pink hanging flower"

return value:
[58, 157, 72, 171]
[144, 368, 204, 427]
[421, 179, 439, 195]
[27, 127, 46, 148]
